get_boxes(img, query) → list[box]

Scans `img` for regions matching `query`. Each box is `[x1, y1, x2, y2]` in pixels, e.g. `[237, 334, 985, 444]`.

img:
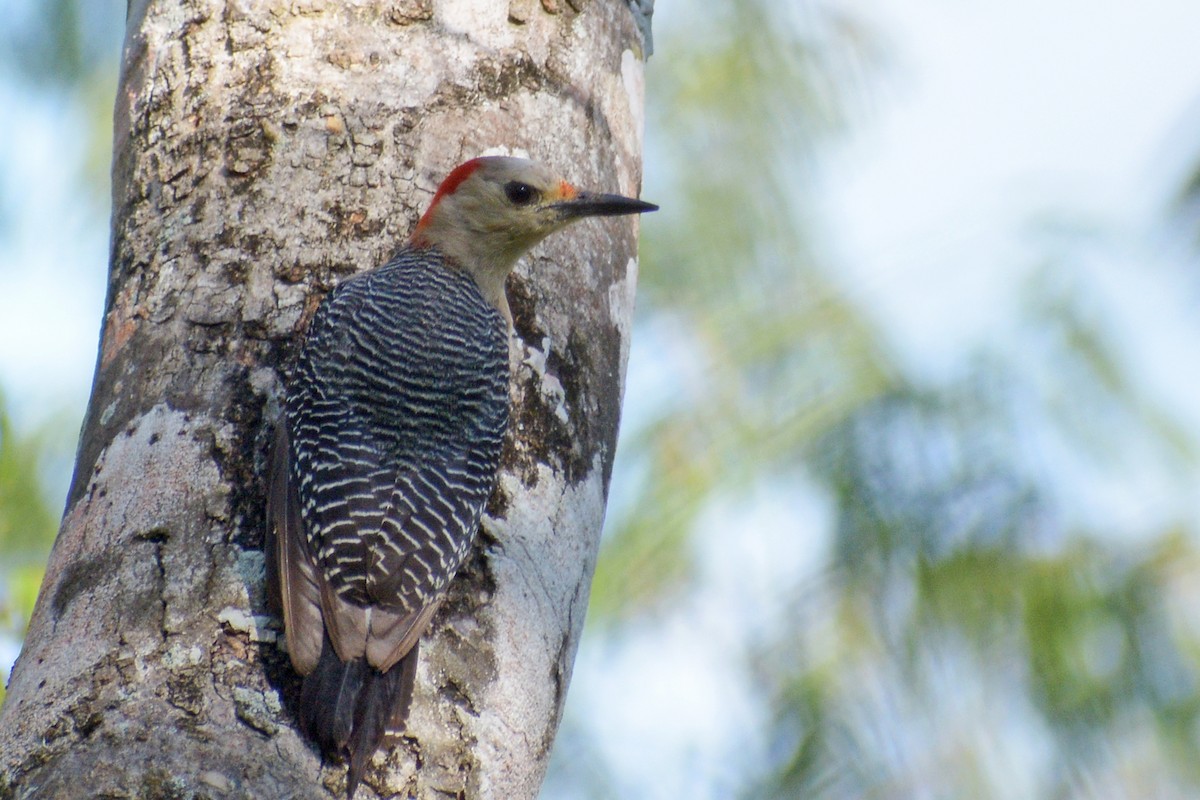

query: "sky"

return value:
[824, 0, 1200, 379]
[6, 0, 1200, 792]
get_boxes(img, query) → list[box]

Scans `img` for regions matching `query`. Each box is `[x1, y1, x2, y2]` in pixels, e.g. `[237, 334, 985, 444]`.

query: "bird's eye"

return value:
[504, 181, 538, 206]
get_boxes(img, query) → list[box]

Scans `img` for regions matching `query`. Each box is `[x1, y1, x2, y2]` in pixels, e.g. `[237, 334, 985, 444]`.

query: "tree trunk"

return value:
[0, 1, 650, 797]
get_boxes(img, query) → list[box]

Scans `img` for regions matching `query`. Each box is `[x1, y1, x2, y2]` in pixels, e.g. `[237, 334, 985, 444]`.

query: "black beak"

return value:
[553, 192, 659, 220]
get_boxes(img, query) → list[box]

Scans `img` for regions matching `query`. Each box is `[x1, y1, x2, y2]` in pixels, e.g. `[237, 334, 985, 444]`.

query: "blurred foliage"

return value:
[0, 391, 65, 706]
[558, 0, 1200, 798]
[0, 395, 61, 554]
[590, 0, 894, 621]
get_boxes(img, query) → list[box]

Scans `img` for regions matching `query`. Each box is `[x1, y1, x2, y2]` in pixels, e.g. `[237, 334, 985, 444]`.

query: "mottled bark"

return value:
[0, 1, 649, 797]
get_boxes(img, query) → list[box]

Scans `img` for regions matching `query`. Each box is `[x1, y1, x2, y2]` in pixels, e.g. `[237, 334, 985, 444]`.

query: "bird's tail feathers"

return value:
[299, 637, 419, 798]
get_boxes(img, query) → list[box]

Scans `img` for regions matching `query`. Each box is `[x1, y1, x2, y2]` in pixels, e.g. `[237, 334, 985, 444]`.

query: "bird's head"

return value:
[411, 156, 657, 318]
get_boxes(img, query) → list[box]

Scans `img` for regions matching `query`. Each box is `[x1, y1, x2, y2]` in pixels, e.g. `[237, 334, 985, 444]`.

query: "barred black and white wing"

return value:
[267, 249, 509, 793]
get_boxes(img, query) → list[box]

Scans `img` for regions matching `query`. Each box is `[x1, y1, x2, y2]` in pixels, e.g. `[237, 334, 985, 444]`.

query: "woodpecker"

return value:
[266, 156, 656, 796]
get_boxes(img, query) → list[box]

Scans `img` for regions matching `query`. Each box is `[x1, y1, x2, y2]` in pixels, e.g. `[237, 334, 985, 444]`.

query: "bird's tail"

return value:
[299, 637, 419, 798]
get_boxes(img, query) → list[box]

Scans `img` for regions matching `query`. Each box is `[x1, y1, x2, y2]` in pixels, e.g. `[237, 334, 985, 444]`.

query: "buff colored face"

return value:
[409, 156, 657, 318]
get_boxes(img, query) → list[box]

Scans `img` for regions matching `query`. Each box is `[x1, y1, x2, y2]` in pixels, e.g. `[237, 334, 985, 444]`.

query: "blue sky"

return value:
[824, 0, 1200, 375]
